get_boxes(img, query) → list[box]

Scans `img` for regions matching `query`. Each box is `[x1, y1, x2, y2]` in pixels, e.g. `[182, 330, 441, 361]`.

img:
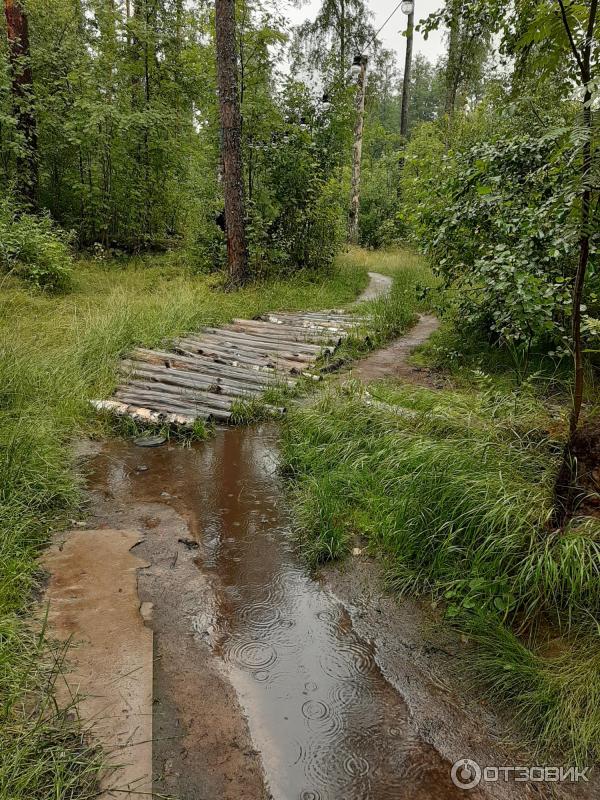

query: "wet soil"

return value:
[349, 314, 445, 387]
[82, 429, 492, 800]
[42, 529, 153, 799]
[569, 422, 600, 516]
[77, 422, 598, 800]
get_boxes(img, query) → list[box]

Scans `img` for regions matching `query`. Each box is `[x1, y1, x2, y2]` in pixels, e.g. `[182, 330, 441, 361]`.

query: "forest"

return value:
[0, 0, 599, 797]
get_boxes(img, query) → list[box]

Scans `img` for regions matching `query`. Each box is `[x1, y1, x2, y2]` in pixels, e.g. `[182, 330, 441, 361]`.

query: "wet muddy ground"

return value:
[83, 427, 480, 800]
[76, 422, 595, 800]
[46, 279, 597, 799]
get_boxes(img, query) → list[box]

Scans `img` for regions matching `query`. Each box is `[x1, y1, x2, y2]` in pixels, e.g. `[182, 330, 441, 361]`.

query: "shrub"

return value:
[402, 96, 600, 356]
[359, 150, 406, 248]
[0, 202, 74, 292]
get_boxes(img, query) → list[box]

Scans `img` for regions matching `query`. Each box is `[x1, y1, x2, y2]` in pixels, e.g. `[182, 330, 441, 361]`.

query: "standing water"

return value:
[86, 424, 477, 800]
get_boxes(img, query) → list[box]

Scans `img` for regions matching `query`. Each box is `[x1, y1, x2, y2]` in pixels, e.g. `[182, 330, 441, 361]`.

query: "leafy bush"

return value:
[0, 202, 74, 292]
[402, 106, 600, 354]
[359, 148, 406, 248]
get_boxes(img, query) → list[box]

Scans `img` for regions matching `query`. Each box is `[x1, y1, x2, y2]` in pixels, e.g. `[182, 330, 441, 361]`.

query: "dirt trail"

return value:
[42, 273, 596, 800]
[352, 313, 440, 383]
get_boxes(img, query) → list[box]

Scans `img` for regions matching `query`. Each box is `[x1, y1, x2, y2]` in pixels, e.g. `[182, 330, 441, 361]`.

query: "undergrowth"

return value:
[281, 380, 600, 762]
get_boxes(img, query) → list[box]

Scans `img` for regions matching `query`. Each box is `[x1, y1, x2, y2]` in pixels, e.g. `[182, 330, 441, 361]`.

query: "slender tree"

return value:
[552, 0, 598, 520]
[400, 1, 415, 138]
[556, 0, 598, 438]
[348, 54, 367, 243]
[215, 0, 249, 286]
[444, 0, 461, 113]
[4, 0, 37, 205]
[293, 0, 375, 83]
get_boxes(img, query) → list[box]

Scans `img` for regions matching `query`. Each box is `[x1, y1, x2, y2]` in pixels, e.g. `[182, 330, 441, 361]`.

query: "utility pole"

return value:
[400, 0, 415, 139]
[215, 0, 248, 287]
[4, 0, 38, 206]
[348, 53, 367, 244]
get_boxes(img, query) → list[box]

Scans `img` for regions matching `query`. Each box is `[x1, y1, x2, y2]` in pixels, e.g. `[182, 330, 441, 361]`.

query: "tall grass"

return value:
[282, 381, 600, 761]
[0, 252, 368, 798]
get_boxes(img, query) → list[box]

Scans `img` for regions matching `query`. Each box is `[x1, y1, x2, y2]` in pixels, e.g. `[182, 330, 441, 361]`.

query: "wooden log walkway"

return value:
[91, 272, 390, 427]
[92, 309, 366, 427]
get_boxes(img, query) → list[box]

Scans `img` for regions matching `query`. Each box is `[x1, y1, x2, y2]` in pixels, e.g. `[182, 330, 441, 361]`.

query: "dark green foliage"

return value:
[0, 201, 73, 291]
[402, 93, 600, 355]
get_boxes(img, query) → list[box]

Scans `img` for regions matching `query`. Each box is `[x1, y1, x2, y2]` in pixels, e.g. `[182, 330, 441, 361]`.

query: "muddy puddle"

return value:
[84, 424, 483, 800]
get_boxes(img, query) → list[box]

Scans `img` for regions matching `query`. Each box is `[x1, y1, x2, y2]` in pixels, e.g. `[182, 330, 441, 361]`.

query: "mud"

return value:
[357, 271, 393, 301]
[350, 313, 446, 387]
[42, 529, 153, 799]
[71, 421, 600, 800]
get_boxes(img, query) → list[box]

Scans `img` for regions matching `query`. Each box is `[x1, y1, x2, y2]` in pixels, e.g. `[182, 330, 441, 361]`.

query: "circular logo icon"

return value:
[451, 758, 482, 790]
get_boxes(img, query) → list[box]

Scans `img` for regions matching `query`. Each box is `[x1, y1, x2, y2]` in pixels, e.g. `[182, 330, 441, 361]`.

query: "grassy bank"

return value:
[0, 252, 370, 798]
[282, 253, 600, 764]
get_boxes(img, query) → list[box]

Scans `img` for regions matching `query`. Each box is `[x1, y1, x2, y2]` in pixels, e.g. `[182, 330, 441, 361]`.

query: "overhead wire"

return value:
[363, 0, 406, 54]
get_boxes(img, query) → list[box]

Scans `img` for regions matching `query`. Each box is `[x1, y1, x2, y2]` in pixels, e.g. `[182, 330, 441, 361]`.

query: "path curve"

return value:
[355, 270, 393, 303]
[351, 313, 440, 384]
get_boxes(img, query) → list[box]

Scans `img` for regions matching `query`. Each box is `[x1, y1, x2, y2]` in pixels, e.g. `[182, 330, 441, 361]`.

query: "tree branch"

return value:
[556, 0, 586, 77]
[583, 0, 598, 78]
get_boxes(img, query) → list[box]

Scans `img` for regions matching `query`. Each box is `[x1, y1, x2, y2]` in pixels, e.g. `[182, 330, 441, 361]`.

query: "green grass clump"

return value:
[282, 381, 600, 761]
[0, 251, 369, 798]
[466, 620, 600, 764]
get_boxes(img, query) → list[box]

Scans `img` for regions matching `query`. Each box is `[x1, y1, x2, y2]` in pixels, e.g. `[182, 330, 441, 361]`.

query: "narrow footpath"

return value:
[41, 273, 592, 800]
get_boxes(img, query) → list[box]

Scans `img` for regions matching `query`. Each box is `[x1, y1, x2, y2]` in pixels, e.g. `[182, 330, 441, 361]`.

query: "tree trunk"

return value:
[552, 0, 597, 526]
[215, 0, 248, 286]
[400, 6, 414, 138]
[339, 0, 346, 80]
[444, 0, 461, 115]
[4, 0, 37, 206]
[348, 55, 367, 244]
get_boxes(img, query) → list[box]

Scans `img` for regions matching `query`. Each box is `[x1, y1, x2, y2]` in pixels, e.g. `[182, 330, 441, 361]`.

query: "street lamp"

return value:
[400, 0, 415, 138]
[351, 53, 364, 76]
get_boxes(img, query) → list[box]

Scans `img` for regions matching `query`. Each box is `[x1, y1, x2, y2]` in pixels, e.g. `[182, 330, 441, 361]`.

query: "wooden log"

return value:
[271, 314, 360, 331]
[188, 334, 318, 364]
[188, 334, 318, 361]
[91, 399, 199, 427]
[114, 387, 204, 412]
[132, 348, 291, 386]
[173, 345, 278, 373]
[177, 339, 308, 372]
[119, 381, 235, 411]
[298, 312, 358, 320]
[265, 311, 362, 325]
[184, 332, 318, 362]
[201, 327, 330, 354]
[121, 362, 263, 398]
[261, 314, 355, 333]
[229, 319, 339, 343]
[115, 389, 231, 422]
[114, 392, 214, 419]
[176, 337, 279, 368]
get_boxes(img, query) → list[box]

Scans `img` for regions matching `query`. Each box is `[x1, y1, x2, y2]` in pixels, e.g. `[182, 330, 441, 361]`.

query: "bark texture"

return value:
[4, 0, 37, 205]
[444, 0, 461, 115]
[215, 0, 248, 286]
[552, 0, 598, 525]
[400, 7, 414, 139]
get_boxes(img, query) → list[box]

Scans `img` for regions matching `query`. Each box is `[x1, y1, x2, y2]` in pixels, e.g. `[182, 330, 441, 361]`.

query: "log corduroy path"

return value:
[92, 272, 391, 427]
